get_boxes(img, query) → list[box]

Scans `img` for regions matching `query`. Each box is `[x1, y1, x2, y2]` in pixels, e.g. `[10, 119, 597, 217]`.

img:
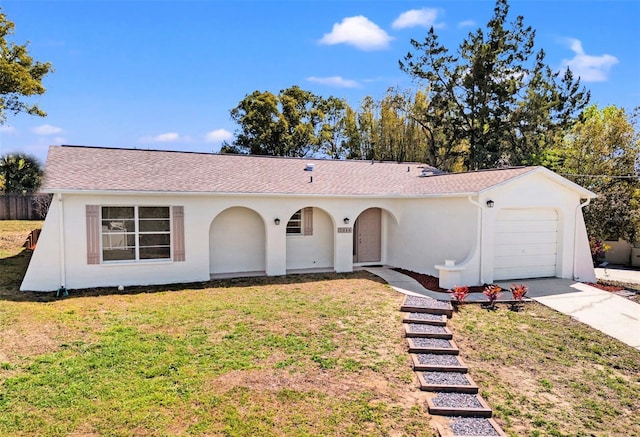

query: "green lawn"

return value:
[1, 220, 639, 436]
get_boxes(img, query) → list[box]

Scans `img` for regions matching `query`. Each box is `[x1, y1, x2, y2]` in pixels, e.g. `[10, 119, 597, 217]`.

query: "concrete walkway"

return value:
[365, 266, 640, 351]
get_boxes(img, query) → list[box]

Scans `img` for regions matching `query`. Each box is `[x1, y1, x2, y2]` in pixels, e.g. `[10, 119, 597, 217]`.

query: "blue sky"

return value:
[1, 0, 638, 165]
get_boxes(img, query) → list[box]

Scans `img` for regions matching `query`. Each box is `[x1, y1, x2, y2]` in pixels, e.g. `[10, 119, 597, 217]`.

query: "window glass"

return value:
[101, 206, 171, 262]
[286, 209, 302, 235]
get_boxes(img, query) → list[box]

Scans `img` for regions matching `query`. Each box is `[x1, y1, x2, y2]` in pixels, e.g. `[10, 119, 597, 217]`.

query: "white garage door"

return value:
[494, 208, 558, 280]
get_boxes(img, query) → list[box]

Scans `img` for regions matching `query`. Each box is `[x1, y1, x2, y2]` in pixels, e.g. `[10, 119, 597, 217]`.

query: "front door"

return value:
[354, 208, 381, 263]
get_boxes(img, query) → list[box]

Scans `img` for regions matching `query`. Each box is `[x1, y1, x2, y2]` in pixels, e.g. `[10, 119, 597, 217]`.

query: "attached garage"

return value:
[494, 208, 559, 280]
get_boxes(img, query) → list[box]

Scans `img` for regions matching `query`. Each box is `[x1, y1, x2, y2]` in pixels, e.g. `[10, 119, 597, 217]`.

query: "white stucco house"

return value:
[21, 145, 597, 292]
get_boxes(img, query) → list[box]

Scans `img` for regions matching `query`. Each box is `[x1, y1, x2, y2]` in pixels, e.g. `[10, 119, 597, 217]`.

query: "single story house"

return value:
[21, 145, 596, 292]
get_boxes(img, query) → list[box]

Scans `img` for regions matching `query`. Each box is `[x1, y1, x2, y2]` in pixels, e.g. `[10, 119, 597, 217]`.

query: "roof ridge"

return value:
[54, 145, 431, 166]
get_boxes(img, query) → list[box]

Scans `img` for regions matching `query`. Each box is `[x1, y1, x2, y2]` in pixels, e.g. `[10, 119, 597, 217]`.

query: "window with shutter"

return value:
[89, 205, 180, 263]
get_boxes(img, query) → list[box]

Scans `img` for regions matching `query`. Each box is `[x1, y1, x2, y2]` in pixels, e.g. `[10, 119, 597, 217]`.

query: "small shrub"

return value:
[449, 285, 470, 302]
[483, 284, 502, 309]
[510, 283, 528, 301]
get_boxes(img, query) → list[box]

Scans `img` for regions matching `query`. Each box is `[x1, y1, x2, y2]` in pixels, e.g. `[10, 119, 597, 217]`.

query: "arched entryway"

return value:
[209, 207, 266, 276]
[285, 206, 334, 271]
[353, 207, 382, 263]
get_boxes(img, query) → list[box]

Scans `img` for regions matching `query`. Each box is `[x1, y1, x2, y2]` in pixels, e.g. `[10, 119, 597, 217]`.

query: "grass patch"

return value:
[449, 303, 640, 436]
[2, 220, 640, 436]
[0, 222, 429, 436]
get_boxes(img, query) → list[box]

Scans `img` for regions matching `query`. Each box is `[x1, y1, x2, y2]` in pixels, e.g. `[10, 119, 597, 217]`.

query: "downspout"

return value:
[573, 197, 591, 280]
[57, 193, 66, 289]
[467, 196, 483, 284]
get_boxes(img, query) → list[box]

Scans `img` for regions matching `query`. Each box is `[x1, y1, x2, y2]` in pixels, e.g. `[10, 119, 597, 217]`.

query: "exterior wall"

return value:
[481, 172, 595, 284]
[210, 207, 266, 274]
[386, 197, 478, 281]
[604, 239, 632, 265]
[21, 193, 400, 291]
[20, 170, 595, 291]
[286, 207, 334, 270]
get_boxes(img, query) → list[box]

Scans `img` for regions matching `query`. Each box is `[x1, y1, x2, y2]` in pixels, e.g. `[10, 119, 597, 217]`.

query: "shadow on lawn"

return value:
[0, 253, 387, 303]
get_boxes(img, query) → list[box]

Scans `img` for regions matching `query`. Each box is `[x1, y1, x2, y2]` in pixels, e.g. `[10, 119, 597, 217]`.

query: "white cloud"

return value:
[0, 125, 16, 134]
[392, 8, 442, 29]
[561, 38, 618, 82]
[307, 76, 361, 88]
[205, 128, 233, 143]
[458, 20, 476, 28]
[32, 124, 63, 135]
[139, 132, 181, 143]
[319, 16, 392, 51]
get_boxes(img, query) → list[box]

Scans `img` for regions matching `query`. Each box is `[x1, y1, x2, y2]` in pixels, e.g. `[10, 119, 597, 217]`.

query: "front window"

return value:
[101, 206, 171, 262]
[286, 209, 303, 235]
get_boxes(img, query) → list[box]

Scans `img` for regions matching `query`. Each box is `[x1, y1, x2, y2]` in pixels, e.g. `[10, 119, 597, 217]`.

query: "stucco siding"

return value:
[210, 207, 266, 274]
[286, 207, 334, 270]
[387, 197, 478, 278]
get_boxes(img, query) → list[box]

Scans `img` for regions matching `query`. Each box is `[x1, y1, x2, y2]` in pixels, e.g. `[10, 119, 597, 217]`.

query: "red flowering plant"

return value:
[510, 283, 528, 301]
[483, 284, 502, 309]
[449, 286, 470, 306]
[509, 283, 528, 311]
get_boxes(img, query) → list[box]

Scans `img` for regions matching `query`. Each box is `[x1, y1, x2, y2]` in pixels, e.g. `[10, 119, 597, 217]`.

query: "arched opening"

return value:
[285, 206, 334, 272]
[209, 207, 266, 277]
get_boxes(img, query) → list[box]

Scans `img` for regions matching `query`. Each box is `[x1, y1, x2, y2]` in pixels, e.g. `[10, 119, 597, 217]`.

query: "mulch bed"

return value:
[393, 268, 485, 293]
[586, 282, 625, 292]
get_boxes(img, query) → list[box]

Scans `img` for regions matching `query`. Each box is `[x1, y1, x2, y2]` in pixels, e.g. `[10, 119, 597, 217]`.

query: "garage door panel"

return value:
[494, 265, 557, 280]
[495, 254, 558, 268]
[495, 232, 558, 245]
[498, 221, 558, 233]
[496, 243, 557, 257]
[494, 208, 558, 280]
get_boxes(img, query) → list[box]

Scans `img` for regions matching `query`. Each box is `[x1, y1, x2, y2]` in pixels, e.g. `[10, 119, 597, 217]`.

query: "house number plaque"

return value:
[337, 227, 352, 233]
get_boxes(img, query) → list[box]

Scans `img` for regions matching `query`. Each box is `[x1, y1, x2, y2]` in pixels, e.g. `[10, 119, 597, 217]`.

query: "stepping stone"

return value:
[404, 323, 453, 339]
[401, 295, 453, 318]
[435, 417, 506, 436]
[407, 337, 460, 355]
[402, 312, 448, 326]
[427, 392, 493, 418]
[410, 353, 468, 372]
[417, 371, 479, 394]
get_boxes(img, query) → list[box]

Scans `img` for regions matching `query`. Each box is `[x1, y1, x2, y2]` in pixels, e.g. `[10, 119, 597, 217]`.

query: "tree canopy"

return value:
[0, 7, 53, 122]
[549, 105, 640, 243]
[398, 0, 590, 171]
[0, 153, 44, 193]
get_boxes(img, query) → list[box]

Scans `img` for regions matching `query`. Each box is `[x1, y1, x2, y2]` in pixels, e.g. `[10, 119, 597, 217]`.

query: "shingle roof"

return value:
[42, 145, 539, 196]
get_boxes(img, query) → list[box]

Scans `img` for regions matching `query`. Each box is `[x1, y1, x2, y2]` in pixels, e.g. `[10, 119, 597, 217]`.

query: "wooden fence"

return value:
[0, 194, 53, 220]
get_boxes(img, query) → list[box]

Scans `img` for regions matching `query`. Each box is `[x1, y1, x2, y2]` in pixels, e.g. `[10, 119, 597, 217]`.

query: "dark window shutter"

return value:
[86, 205, 100, 264]
[172, 206, 185, 262]
[303, 207, 313, 236]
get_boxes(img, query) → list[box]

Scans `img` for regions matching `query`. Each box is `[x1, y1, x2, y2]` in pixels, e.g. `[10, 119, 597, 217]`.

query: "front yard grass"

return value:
[1, 220, 639, 436]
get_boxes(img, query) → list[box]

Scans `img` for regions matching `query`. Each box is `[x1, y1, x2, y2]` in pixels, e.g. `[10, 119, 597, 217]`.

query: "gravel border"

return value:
[415, 353, 461, 366]
[421, 371, 470, 385]
[411, 337, 452, 348]
[406, 323, 447, 334]
[404, 295, 452, 309]
[450, 417, 500, 436]
[405, 312, 444, 321]
[432, 393, 483, 409]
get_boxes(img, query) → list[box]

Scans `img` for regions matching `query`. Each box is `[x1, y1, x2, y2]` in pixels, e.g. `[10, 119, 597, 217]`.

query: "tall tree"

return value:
[0, 153, 43, 193]
[0, 8, 53, 122]
[399, 0, 589, 171]
[553, 105, 640, 243]
[317, 96, 348, 159]
[230, 86, 323, 157]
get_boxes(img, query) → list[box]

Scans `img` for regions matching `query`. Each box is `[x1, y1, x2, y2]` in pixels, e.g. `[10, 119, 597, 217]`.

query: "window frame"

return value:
[100, 205, 172, 263]
[286, 209, 304, 235]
